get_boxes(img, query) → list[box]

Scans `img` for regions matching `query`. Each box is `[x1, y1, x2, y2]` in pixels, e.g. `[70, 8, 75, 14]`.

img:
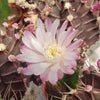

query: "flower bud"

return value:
[17, 67, 23, 74]
[8, 55, 16, 62]
[67, 15, 73, 22]
[86, 85, 92, 92]
[64, 2, 71, 9]
[0, 43, 6, 51]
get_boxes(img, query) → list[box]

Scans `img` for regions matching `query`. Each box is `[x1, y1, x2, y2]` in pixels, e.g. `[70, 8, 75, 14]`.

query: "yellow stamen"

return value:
[46, 45, 61, 59]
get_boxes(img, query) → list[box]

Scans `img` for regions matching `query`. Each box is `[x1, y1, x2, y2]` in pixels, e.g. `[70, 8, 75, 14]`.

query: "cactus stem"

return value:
[49, 13, 60, 19]
[74, 93, 82, 100]
[8, 40, 17, 54]
[10, 86, 18, 100]
[49, 94, 62, 100]
[55, 0, 61, 11]
[63, 82, 72, 91]
[63, 89, 77, 95]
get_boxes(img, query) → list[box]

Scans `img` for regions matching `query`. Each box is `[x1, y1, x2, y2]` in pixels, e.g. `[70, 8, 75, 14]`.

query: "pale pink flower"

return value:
[16, 18, 83, 84]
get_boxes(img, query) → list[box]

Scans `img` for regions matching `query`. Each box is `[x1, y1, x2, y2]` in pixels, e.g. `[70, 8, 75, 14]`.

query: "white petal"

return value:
[61, 66, 74, 75]
[57, 69, 63, 80]
[28, 63, 51, 75]
[45, 18, 51, 32]
[22, 30, 35, 49]
[64, 51, 79, 61]
[57, 31, 66, 45]
[62, 30, 79, 47]
[16, 52, 44, 63]
[22, 30, 43, 53]
[37, 19, 45, 32]
[48, 64, 60, 84]
[57, 27, 73, 46]
[36, 28, 46, 45]
[63, 60, 77, 68]
[58, 20, 68, 33]
[67, 39, 83, 50]
[51, 19, 60, 40]
[40, 69, 50, 81]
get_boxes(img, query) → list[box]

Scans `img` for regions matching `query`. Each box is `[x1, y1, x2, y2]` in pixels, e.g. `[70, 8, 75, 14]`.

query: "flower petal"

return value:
[36, 28, 46, 46]
[45, 18, 51, 32]
[63, 30, 79, 47]
[48, 70, 58, 84]
[16, 53, 44, 63]
[48, 64, 60, 84]
[22, 30, 35, 49]
[37, 19, 45, 31]
[40, 69, 50, 82]
[57, 69, 63, 80]
[22, 30, 43, 53]
[64, 51, 79, 61]
[63, 60, 77, 68]
[51, 19, 60, 40]
[58, 20, 68, 33]
[61, 66, 74, 75]
[22, 67, 34, 75]
[57, 27, 73, 46]
[23, 63, 51, 75]
[68, 39, 83, 50]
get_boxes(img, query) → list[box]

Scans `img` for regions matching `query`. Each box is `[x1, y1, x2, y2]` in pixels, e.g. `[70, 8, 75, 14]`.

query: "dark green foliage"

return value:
[0, 0, 11, 25]
[59, 70, 79, 89]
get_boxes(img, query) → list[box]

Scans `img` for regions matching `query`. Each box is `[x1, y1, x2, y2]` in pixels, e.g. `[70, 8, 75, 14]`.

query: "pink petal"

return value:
[36, 28, 46, 45]
[62, 66, 74, 75]
[63, 60, 77, 68]
[23, 67, 34, 75]
[57, 69, 63, 80]
[57, 27, 73, 46]
[40, 69, 50, 82]
[57, 31, 67, 45]
[20, 45, 42, 57]
[51, 19, 60, 40]
[29, 63, 51, 75]
[22, 30, 35, 49]
[48, 64, 60, 84]
[63, 30, 79, 47]
[64, 51, 79, 61]
[23, 63, 51, 75]
[48, 70, 58, 84]
[58, 20, 68, 33]
[22, 30, 43, 53]
[46, 32, 55, 44]
[45, 18, 51, 32]
[16, 53, 44, 63]
[26, 62, 33, 65]
[68, 39, 83, 50]
[37, 19, 45, 32]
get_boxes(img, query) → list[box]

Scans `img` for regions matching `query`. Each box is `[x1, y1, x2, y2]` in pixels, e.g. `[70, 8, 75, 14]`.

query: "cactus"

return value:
[0, 0, 100, 99]
[44, 71, 100, 100]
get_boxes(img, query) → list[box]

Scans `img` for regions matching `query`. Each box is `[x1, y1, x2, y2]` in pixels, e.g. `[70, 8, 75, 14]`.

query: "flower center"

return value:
[46, 45, 61, 60]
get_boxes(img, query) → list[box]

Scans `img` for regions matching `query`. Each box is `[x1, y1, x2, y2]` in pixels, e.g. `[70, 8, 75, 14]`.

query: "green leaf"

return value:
[59, 70, 79, 89]
[0, 94, 1, 100]
[0, 0, 11, 25]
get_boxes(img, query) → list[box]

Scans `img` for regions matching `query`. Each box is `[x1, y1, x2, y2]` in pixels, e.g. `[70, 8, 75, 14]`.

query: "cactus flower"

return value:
[16, 18, 82, 84]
